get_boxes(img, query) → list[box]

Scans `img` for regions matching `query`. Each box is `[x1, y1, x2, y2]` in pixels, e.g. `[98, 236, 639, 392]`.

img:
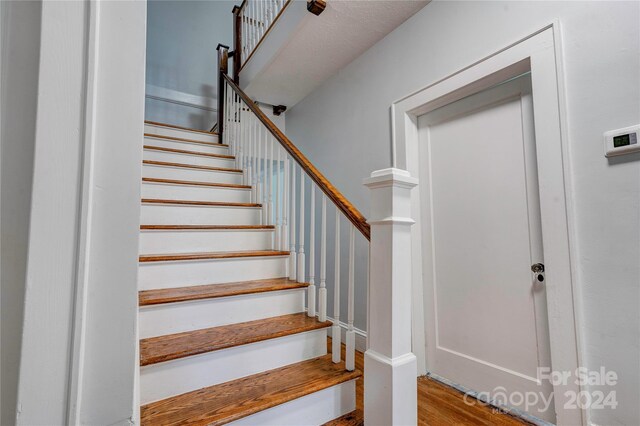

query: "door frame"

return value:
[390, 23, 584, 425]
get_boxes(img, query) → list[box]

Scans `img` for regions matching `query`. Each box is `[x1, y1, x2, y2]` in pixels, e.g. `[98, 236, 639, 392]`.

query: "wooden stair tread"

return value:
[140, 354, 361, 425]
[144, 145, 234, 159]
[139, 277, 308, 306]
[140, 313, 331, 366]
[144, 120, 219, 136]
[140, 224, 274, 230]
[143, 160, 241, 173]
[323, 409, 364, 426]
[142, 177, 250, 189]
[141, 198, 261, 207]
[139, 250, 290, 263]
[144, 132, 226, 147]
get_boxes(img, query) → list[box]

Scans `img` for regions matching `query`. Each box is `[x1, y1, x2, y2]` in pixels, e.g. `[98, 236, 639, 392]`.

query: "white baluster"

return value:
[259, 0, 265, 39]
[223, 82, 228, 145]
[319, 194, 327, 322]
[289, 161, 297, 280]
[297, 168, 305, 283]
[234, 92, 238, 148]
[308, 186, 316, 317]
[261, 129, 271, 225]
[248, 3, 253, 53]
[275, 143, 281, 250]
[268, 136, 274, 229]
[242, 12, 247, 60]
[282, 156, 289, 252]
[248, 114, 254, 199]
[332, 209, 341, 363]
[256, 124, 262, 221]
[252, 1, 257, 52]
[239, 105, 245, 183]
[253, 116, 259, 203]
[227, 83, 232, 146]
[346, 225, 355, 371]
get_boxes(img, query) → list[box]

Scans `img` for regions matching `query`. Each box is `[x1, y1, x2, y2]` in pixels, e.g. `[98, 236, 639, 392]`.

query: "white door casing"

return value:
[391, 24, 583, 425]
[418, 75, 555, 421]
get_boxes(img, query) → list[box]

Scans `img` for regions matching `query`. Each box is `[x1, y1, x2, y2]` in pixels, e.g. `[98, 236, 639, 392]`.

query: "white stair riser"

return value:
[144, 124, 218, 143]
[231, 380, 356, 426]
[138, 256, 288, 290]
[143, 149, 235, 168]
[140, 204, 261, 225]
[140, 329, 328, 404]
[142, 183, 251, 203]
[139, 229, 273, 253]
[139, 289, 305, 338]
[142, 164, 242, 184]
[144, 135, 228, 155]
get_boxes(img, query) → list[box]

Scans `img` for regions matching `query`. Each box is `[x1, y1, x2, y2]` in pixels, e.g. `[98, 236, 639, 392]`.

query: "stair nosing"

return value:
[141, 198, 261, 208]
[142, 177, 251, 190]
[139, 250, 290, 263]
[140, 355, 361, 425]
[144, 120, 220, 136]
[144, 145, 234, 159]
[142, 160, 242, 174]
[139, 313, 331, 366]
[138, 278, 309, 306]
[144, 133, 225, 147]
[140, 224, 275, 230]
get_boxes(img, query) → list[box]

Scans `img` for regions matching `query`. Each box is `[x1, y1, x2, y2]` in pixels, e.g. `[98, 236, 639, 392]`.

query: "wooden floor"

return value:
[326, 338, 530, 426]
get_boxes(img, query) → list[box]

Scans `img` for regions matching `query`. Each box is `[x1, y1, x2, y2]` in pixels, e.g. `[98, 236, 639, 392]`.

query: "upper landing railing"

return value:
[231, 0, 326, 82]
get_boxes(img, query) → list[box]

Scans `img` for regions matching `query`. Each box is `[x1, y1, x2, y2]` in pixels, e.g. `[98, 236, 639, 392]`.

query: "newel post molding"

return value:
[363, 168, 418, 425]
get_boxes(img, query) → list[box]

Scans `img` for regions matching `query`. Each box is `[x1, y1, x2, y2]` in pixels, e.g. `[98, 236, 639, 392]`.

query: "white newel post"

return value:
[363, 168, 418, 426]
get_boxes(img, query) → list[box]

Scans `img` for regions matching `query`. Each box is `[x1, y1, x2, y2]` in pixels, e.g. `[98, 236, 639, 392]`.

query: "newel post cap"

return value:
[363, 167, 418, 189]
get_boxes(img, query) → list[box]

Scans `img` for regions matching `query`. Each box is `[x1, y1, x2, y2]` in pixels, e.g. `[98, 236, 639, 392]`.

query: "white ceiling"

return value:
[244, 0, 430, 107]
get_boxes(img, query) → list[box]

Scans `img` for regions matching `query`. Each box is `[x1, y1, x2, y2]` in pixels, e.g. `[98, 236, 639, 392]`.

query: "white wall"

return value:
[145, 0, 238, 130]
[285, 2, 640, 425]
[13, 1, 146, 424]
[0, 1, 41, 424]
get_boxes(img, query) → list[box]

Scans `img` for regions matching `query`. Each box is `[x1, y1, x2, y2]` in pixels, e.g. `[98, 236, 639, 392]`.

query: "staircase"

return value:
[138, 121, 362, 425]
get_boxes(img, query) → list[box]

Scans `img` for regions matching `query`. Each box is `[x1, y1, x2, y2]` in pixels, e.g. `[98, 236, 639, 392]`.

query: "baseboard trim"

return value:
[326, 316, 367, 353]
[427, 373, 553, 426]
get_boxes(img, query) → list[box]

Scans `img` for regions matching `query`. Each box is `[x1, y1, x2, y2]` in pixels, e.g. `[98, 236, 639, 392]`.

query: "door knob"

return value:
[531, 263, 545, 283]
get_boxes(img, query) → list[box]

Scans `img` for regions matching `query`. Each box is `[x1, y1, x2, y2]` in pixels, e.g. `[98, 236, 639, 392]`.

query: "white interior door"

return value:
[418, 74, 555, 422]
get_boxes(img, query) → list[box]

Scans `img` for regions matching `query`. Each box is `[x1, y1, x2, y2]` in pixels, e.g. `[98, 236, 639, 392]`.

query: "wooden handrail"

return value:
[222, 73, 370, 241]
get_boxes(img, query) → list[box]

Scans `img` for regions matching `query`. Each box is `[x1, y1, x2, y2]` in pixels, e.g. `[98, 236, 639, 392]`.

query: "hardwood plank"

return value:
[140, 313, 331, 366]
[142, 160, 241, 173]
[144, 132, 226, 147]
[145, 120, 219, 136]
[139, 250, 289, 263]
[141, 198, 261, 207]
[139, 277, 308, 306]
[143, 145, 234, 159]
[325, 338, 531, 426]
[140, 354, 361, 425]
[142, 177, 251, 189]
[222, 75, 370, 240]
[140, 224, 274, 230]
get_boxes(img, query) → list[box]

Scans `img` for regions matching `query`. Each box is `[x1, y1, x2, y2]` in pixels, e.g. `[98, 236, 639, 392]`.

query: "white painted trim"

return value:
[67, 1, 99, 422]
[145, 84, 217, 112]
[391, 22, 583, 426]
[326, 315, 367, 353]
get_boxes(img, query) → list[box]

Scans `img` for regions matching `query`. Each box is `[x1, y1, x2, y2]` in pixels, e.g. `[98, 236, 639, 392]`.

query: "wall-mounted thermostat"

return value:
[604, 125, 639, 158]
